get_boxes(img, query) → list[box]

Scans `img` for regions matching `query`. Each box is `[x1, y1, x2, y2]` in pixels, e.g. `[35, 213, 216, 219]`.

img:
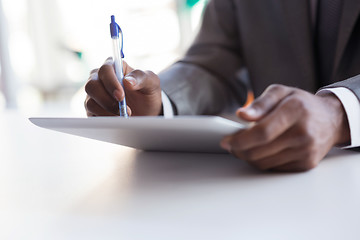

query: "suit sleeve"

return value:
[322, 74, 360, 101]
[159, 0, 244, 115]
[321, 75, 360, 150]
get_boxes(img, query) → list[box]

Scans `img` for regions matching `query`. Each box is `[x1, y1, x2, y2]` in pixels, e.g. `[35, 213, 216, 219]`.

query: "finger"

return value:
[123, 70, 160, 94]
[87, 111, 96, 117]
[234, 126, 306, 162]
[90, 68, 99, 74]
[104, 57, 134, 75]
[237, 84, 294, 121]
[222, 93, 303, 151]
[270, 160, 318, 172]
[85, 95, 132, 117]
[98, 58, 125, 102]
[248, 148, 306, 171]
[85, 74, 119, 114]
[84, 95, 92, 116]
[127, 105, 132, 116]
[85, 98, 118, 116]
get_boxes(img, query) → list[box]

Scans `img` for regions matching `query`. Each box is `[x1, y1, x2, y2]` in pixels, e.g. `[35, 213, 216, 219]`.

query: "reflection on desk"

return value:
[1, 111, 360, 240]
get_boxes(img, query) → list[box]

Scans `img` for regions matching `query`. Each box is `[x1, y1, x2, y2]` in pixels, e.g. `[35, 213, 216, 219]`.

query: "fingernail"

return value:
[105, 57, 113, 64]
[124, 76, 137, 86]
[89, 72, 98, 81]
[220, 137, 232, 151]
[242, 107, 258, 117]
[113, 89, 122, 102]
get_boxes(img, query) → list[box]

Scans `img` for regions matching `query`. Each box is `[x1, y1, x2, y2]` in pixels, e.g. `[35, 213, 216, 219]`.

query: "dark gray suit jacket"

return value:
[159, 0, 360, 115]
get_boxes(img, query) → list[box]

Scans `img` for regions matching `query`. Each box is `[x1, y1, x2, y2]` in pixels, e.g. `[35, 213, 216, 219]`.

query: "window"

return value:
[0, 0, 206, 114]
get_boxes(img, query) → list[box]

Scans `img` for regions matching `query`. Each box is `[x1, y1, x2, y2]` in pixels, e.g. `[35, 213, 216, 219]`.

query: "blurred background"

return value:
[0, 0, 208, 116]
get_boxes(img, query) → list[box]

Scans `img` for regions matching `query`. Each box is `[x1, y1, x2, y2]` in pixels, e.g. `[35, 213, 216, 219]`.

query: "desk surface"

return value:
[1, 111, 360, 240]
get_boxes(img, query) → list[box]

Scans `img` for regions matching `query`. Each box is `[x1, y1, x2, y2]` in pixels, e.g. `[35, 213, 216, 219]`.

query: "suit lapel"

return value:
[333, 0, 360, 78]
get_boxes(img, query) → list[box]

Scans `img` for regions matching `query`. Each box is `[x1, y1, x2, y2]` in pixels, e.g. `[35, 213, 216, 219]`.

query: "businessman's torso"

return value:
[219, 0, 360, 96]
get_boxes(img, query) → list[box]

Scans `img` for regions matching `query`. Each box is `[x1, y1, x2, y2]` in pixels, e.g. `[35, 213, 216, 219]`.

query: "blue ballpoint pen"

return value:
[110, 15, 129, 117]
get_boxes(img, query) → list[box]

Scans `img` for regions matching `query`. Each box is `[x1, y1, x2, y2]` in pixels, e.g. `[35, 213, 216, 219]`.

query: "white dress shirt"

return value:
[161, 91, 174, 118]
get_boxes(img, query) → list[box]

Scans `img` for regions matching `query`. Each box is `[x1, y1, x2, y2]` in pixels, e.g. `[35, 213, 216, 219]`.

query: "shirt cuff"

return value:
[317, 87, 360, 148]
[161, 90, 174, 118]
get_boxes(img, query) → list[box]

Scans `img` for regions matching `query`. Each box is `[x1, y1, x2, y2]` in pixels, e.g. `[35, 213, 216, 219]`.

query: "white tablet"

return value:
[29, 116, 248, 153]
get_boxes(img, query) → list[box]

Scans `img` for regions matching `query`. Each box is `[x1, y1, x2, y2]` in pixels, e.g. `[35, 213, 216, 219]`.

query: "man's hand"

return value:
[221, 84, 351, 172]
[84, 58, 162, 117]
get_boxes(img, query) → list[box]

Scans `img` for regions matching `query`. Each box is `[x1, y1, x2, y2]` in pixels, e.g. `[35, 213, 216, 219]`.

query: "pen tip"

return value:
[111, 15, 115, 23]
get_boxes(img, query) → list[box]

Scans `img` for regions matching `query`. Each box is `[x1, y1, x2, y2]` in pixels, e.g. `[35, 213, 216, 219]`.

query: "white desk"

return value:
[1, 111, 360, 240]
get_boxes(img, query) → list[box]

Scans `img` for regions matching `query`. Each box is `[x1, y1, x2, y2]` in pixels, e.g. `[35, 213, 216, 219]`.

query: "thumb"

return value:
[236, 106, 261, 121]
[123, 70, 160, 94]
[236, 84, 294, 121]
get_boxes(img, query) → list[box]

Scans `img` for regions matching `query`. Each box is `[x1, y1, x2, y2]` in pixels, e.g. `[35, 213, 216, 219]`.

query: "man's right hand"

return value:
[84, 58, 162, 117]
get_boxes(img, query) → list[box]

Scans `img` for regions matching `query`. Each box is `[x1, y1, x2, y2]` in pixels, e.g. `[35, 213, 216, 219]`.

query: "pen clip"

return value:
[117, 23, 125, 58]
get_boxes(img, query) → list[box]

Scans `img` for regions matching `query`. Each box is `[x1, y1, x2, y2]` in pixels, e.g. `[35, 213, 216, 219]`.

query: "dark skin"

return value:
[85, 58, 351, 172]
[220, 85, 350, 172]
[85, 58, 162, 117]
